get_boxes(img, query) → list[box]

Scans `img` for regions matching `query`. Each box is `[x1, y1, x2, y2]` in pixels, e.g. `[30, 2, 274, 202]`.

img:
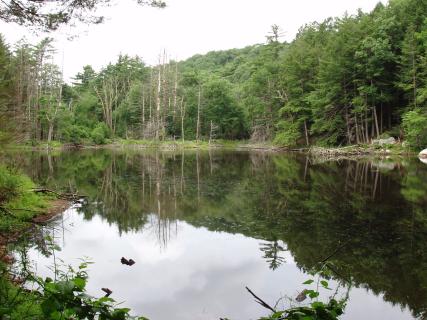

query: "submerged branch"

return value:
[245, 286, 276, 313]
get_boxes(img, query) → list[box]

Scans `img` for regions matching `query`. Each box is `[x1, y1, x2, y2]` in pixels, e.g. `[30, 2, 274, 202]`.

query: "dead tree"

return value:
[196, 85, 201, 141]
[180, 96, 185, 142]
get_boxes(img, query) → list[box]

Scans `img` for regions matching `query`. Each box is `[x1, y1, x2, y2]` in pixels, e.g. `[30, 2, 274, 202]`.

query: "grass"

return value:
[0, 165, 53, 233]
[4, 140, 64, 151]
[113, 138, 283, 151]
[114, 138, 242, 150]
[4, 138, 419, 156]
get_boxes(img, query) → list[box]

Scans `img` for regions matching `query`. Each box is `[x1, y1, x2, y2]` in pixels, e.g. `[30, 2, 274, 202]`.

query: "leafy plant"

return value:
[33, 262, 147, 320]
[402, 108, 427, 149]
[257, 267, 348, 320]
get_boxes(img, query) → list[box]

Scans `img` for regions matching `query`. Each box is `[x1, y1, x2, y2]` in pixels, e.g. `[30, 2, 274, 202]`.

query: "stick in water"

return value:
[245, 286, 276, 313]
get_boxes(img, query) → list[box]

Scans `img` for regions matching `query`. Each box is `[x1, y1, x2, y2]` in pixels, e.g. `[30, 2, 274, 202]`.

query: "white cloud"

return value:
[1, 0, 388, 81]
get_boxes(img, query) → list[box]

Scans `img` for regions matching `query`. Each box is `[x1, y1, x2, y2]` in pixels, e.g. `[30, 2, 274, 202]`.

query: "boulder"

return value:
[419, 149, 427, 159]
[372, 137, 396, 146]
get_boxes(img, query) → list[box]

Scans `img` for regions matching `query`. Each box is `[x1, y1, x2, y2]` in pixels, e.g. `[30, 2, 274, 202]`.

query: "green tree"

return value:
[0, 0, 166, 31]
[202, 77, 246, 139]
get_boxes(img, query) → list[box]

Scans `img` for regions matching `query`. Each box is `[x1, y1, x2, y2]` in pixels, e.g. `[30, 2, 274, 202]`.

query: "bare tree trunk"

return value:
[196, 85, 201, 142]
[141, 84, 145, 138]
[360, 115, 366, 143]
[355, 116, 360, 144]
[303, 119, 309, 146]
[156, 59, 162, 140]
[209, 120, 213, 145]
[149, 68, 153, 123]
[173, 61, 178, 123]
[161, 51, 168, 134]
[180, 97, 185, 143]
[364, 110, 369, 143]
[373, 106, 380, 139]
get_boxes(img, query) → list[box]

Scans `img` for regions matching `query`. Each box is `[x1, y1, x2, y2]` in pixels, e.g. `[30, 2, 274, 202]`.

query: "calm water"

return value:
[5, 149, 427, 319]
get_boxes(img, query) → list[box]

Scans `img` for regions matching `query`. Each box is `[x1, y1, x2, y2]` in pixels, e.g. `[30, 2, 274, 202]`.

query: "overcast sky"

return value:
[1, 0, 387, 81]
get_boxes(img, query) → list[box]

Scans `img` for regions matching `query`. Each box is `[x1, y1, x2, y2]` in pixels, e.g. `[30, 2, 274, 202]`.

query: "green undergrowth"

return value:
[0, 165, 52, 233]
[0, 266, 41, 319]
[7, 138, 418, 155]
[114, 138, 243, 150]
[4, 140, 64, 151]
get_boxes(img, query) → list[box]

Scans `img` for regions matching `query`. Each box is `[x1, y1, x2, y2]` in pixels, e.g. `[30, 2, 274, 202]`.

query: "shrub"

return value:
[274, 121, 302, 147]
[402, 109, 427, 149]
[62, 125, 90, 144]
[0, 165, 21, 204]
[91, 123, 110, 145]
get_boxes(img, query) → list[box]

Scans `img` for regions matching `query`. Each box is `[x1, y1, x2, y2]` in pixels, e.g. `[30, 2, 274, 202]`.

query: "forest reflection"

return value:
[5, 149, 427, 319]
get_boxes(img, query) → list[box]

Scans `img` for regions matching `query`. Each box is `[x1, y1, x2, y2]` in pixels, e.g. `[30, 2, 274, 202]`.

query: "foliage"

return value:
[402, 108, 427, 149]
[0, 165, 49, 232]
[258, 270, 347, 320]
[91, 122, 111, 145]
[0, 165, 21, 204]
[32, 261, 148, 320]
[0, 257, 148, 320]
[262, 299, 344, 320]
[1, 0, 427, 147]
[0, 0, 166, 31]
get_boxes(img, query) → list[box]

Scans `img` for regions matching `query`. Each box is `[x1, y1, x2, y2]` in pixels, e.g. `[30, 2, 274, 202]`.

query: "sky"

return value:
[1, 0, 388, 81]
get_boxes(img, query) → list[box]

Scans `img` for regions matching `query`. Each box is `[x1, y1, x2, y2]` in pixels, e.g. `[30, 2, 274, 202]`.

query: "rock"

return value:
[372, 137, 396, 146]
[419, 149, 427, 159]
[120, 257, 136, 266]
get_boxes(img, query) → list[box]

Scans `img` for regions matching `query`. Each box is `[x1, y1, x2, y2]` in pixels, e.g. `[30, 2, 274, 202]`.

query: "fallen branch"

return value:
[30, 188, 86, 201]
[245, 286, 276, 313]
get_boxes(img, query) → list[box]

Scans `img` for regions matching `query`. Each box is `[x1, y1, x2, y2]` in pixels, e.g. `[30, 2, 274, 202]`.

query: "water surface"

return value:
[5, 149, 427, 319]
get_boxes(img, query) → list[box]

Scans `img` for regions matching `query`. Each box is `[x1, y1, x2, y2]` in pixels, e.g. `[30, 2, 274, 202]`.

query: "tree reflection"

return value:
[259, 239, 286, 270]
[7, 149, 427, 318]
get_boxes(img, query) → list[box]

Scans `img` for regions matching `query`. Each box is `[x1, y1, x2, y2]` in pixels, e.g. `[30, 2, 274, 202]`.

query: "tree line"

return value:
[1, 0, 427, 148]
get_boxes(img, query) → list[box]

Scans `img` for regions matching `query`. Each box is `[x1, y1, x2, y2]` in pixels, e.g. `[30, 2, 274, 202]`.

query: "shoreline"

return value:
[3, 140, 419, 158]
[0, 199, 72, 257]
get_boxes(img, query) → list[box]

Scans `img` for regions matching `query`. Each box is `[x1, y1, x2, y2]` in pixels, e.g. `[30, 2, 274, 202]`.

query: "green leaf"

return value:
[271, 311, 285, 318]
[73, 277, 86, 290]
[308, 291, 319, 299]
[320, 280, 330, 289]
[302, 279, 314, 285]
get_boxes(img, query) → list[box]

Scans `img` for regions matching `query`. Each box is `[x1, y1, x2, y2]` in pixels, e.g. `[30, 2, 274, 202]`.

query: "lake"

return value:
[5, 149, 427, 319]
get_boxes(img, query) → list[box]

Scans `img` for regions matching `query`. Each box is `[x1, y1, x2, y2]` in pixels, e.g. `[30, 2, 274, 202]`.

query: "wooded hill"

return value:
[1, 0, 427, 148]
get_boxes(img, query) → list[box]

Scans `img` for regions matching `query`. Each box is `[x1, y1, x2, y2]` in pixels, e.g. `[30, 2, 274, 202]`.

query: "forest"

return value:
[1, 0, 427, 149]
[2, 1, 427, 319]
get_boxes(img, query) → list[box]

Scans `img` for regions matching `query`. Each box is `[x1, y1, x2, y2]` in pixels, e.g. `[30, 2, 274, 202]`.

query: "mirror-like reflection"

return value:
[4, 149, 427, 319]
